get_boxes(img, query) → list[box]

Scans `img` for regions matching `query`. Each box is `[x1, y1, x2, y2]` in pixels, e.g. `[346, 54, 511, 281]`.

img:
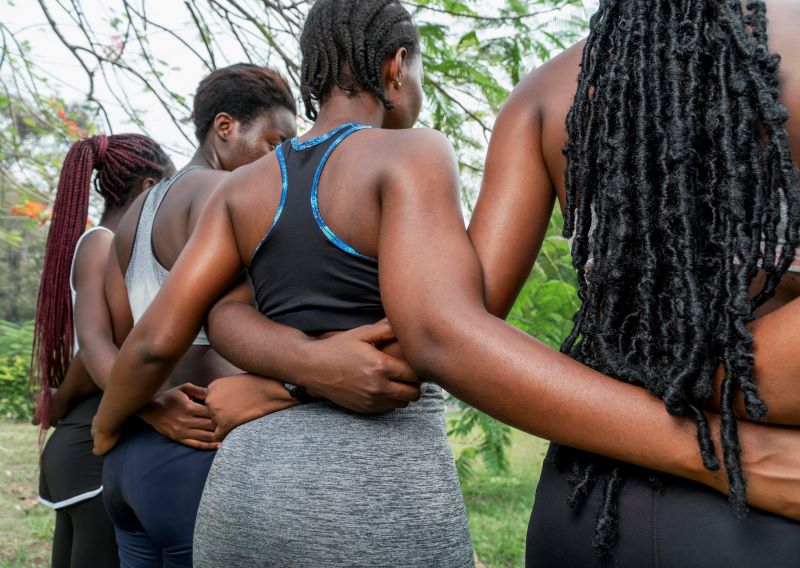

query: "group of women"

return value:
[32, 0, 800, 567]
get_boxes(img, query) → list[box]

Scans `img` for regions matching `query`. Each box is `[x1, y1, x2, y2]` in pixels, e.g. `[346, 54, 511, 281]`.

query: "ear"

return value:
[385, 47, 409, 91]
[212, 112, 235, 142]
[138, 177, 159, 193]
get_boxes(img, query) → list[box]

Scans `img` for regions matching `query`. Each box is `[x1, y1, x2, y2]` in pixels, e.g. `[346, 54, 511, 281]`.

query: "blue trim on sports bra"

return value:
[290, 122, 361, 152]
[250, 144, 289, 263]
[310, 124, 376, 261]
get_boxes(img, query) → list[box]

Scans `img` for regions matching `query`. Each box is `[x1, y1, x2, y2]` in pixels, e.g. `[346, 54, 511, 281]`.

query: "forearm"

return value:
[713, 296, 800, 425]
[208, 301, 320, 387]
[94, 337, 180, 434]
[78, 337, 119, 390]
[402, 309, 725, 491]
[54, 353, 99, 407]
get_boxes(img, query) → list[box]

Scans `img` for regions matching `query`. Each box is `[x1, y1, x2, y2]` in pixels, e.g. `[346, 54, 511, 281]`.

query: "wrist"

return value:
[680, 412, 729, 495]
[135, 397, 161, 425]
[282, 382, 316, 404]
[291, 337, 325, 390]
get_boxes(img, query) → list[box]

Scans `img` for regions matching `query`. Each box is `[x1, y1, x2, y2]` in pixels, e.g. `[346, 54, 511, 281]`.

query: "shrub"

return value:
[0, 320, 34, 421]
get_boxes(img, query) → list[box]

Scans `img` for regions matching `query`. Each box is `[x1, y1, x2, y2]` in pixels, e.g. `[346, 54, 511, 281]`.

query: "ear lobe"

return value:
[387, 48, 408, 90]
[214, 112, 234, 142]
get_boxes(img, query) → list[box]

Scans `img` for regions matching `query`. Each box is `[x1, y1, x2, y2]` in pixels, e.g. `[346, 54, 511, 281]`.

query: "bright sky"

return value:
[3, 1, 597, 168]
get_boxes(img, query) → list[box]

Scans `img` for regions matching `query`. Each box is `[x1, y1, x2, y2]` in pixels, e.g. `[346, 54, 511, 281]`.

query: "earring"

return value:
[393, 79, 403, 88]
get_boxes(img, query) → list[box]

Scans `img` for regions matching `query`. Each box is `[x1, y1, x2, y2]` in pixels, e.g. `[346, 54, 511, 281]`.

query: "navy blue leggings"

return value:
[526, 443, 800, 567]
[102, 422, 215, 568]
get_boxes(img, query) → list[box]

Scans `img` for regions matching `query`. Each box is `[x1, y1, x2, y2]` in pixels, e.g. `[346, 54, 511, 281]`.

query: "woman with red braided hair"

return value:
[32, 133, 174, 568]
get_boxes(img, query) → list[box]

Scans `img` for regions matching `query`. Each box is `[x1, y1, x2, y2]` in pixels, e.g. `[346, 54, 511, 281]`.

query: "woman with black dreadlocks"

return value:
[92, 0, 800, 566]
[32, 133, 173, 567]
[468, 0, 800, 565]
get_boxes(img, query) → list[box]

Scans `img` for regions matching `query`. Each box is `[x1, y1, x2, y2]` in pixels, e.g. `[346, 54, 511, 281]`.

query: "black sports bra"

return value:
[248, 122, 385, 335]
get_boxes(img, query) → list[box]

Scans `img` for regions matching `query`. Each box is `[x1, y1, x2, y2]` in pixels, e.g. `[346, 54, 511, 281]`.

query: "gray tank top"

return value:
[125, 166, 209, 345]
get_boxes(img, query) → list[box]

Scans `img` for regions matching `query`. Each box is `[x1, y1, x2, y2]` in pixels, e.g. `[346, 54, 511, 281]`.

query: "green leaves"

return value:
[509, 211, 579, 349]
[0, 320, 34, 421]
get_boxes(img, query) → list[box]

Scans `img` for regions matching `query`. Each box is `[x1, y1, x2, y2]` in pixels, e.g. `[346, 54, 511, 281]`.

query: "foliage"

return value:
[0, 217, 49, 324]
[0, 320, 34, 421]
[448, 212, 578, 478]
[2, 1, 588, 175]
[1, 0, 590, 472]
[508, 210, 579, 349]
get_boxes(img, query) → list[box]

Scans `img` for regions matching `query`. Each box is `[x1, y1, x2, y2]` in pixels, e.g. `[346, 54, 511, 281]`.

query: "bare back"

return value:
[472, 0, 800, 317]
[112, 167, 240, 389]
[223, 126, 431, 272]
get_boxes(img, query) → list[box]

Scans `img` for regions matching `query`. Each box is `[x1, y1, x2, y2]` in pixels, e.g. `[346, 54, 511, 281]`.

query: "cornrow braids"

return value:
[31, 134, 172, 424]
[561, 0, 800, 556]
[299, 0, 419, 120]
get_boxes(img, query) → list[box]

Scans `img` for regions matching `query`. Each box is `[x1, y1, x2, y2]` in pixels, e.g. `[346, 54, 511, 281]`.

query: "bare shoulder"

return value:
[361, 128, 461, 203]
[73, 228, 114, 286]
[511, 40, 584, 108]
[215, 152, 283, 233]
[113, 190, 150, 272]
[220, 152, 280, 204]
[367, 127, 455, 166]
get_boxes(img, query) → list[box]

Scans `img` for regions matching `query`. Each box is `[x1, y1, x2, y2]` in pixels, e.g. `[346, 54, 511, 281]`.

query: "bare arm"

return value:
[33, 353, 98, 428]
[207, 280, 420, 414]
[471, 78, 800, 425]
[379, 128, 800, 520]
[739, 297, 800, 424]
[93, 187, 249, 449]
[72, 230, 117, 389]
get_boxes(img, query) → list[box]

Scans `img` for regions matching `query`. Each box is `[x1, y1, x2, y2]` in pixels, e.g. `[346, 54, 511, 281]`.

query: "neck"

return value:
[98, 207, 126, 232]
[307, 90, 385, 137]
[188, 145, 219, 170]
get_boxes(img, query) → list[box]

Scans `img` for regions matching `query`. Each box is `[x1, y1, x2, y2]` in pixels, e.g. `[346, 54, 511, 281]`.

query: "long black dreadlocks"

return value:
[562, 0, 800, 556]
[299, 0, 419, 120]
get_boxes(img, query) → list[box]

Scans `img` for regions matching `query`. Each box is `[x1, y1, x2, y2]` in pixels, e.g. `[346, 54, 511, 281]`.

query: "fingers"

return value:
[178, 436, 220, 451]
[351, 320, 396, 345]
[380, 355, 420, 384]
[181, 428, 218, 444]
[383, 380, 423, 403]
[179, 383, 208, 402]
[185, 399, 213, 419]
[213, 425, 231, 442]
[186, 416, 216, 432]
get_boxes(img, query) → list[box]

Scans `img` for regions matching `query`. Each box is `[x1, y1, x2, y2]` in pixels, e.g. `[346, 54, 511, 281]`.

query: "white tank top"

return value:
[70, 226, 114, 352]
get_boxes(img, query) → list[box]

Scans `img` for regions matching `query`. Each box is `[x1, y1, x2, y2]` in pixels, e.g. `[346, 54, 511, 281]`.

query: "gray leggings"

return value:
[194, 386, 474, 568]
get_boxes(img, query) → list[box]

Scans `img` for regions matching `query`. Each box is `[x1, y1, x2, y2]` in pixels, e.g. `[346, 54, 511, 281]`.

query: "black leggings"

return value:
[526, 444, 800, 568]
[52, 495, 119, 568]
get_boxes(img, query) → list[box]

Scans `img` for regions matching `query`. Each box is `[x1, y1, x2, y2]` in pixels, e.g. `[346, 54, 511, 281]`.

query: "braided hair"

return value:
[299, 0, 419, 120]
[561, 0, 800, 556]
[31, 134, 173, 424]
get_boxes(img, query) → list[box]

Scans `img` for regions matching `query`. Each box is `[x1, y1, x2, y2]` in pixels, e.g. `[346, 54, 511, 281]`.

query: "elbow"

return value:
[128, 324, 185, 368]
[398, 309, 485, 382]
[399, 322, 447, 379]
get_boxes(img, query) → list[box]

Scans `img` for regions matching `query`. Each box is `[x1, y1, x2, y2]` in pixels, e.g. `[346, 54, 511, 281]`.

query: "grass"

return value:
[453, 429, 548, 568]
[0, 423, 53, 567]
[0, 420, 547, 568]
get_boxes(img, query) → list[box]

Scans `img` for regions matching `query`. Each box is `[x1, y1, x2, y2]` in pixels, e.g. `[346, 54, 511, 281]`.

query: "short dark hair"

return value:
[299, 0, 419, 120]
[192, 64, 297, 143]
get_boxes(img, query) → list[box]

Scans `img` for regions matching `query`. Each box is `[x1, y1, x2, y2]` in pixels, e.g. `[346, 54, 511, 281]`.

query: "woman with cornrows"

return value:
[32, 133, 173, 567]
[94, 1, 800, 566]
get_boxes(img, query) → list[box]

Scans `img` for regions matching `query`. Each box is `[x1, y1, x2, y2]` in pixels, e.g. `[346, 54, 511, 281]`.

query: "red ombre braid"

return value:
[31, 134, 172, 424]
